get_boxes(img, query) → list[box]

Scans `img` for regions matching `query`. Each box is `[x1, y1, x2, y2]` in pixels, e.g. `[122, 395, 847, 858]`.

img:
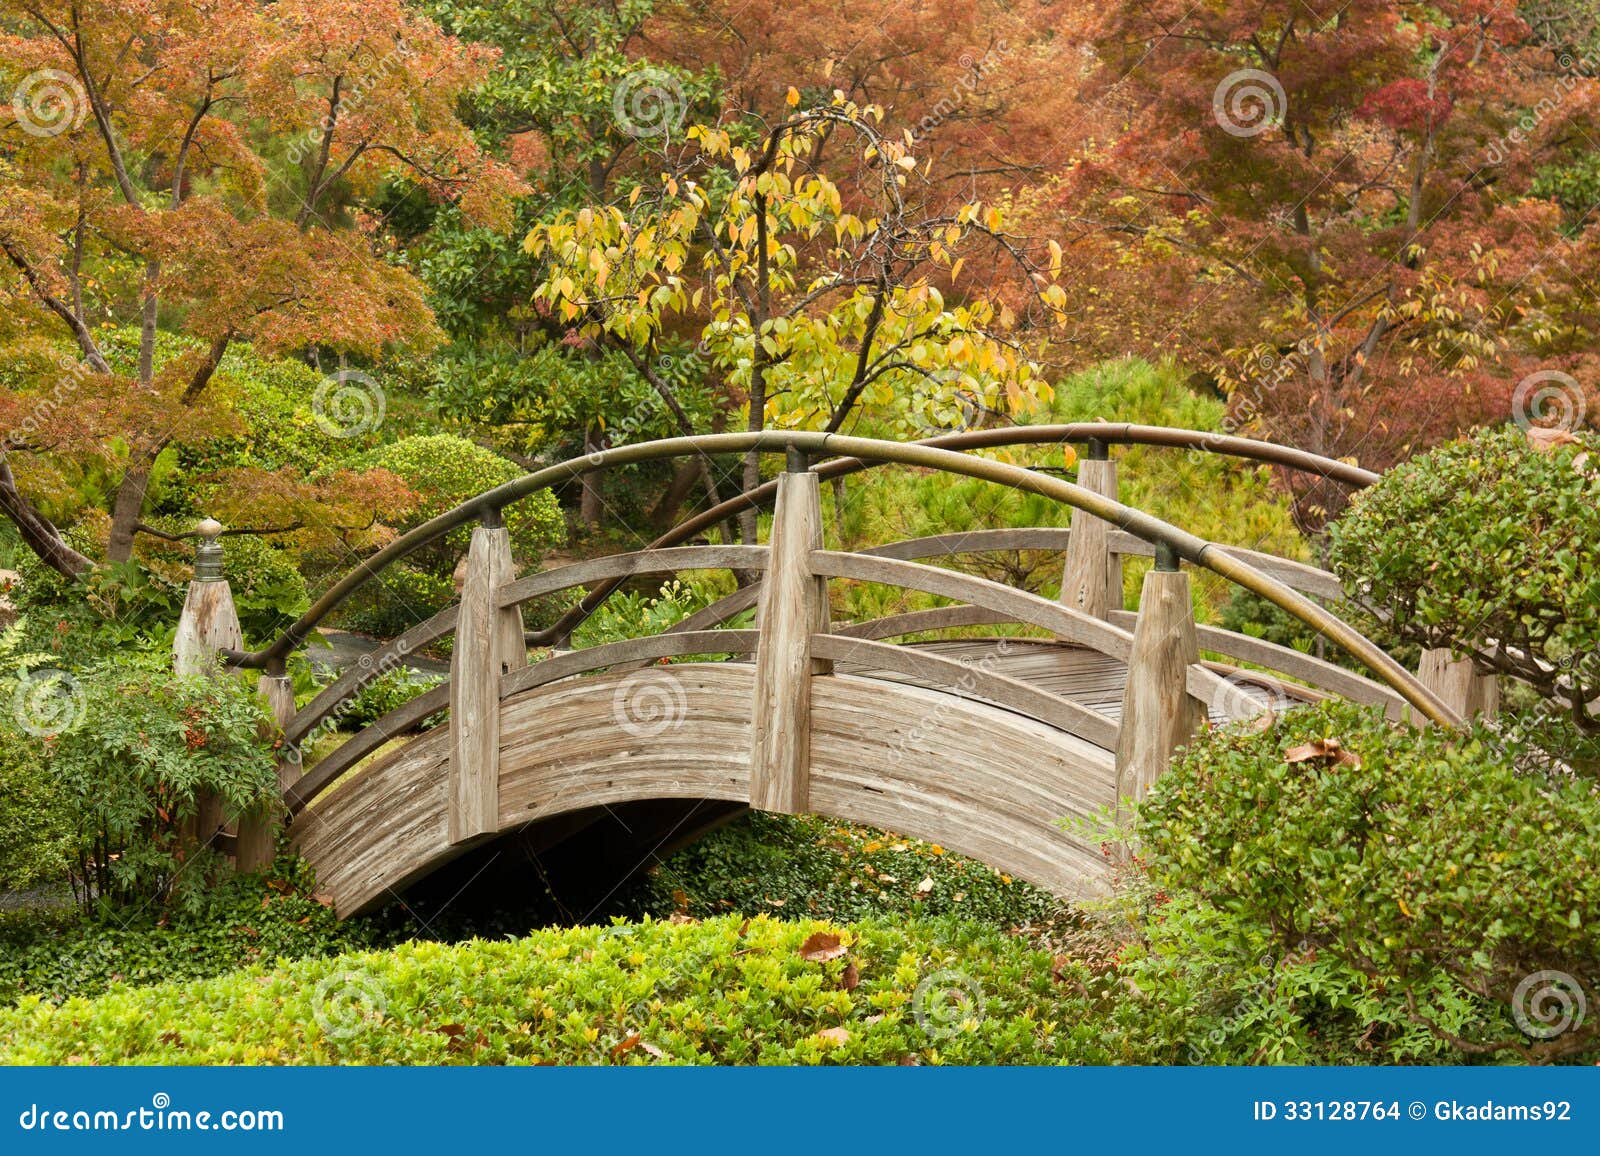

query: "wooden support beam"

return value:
[1060, 454, 1121, 619]
[449, 524, 526, 844]
[749, 470, 830, 814]
[1417, 648, 1499, 719]
[235, 674, 295, 872]
[1115, 565, 1204, 827]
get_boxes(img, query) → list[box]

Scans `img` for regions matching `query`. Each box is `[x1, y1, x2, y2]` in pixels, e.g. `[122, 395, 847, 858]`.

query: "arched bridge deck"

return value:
[173, 428, 1470, 916]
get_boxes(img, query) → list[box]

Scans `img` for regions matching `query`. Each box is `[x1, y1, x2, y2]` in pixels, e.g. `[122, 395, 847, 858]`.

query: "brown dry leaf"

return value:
[1284, 738, 1361, 769]
[916, 877, 935, 894]
[814, 1027, 851, 1046]
[799, 932, 848, 962]
[737, 918, 751, 938]
[311, 892, 336, 908]
[1527, 426, 1581, 454]
[898, 1053, 922, 1066]
[671, 889, 689, 914]
[840, 962, 860, 991]
[611, 1034, 642, 1060]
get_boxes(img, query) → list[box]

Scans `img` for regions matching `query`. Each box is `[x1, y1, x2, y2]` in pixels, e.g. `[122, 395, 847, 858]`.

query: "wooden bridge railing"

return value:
[169, 428, 1486, 878]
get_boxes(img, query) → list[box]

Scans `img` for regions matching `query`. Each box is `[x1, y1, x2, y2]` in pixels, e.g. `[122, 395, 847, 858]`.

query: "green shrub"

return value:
[1329, 425, 1600, 748]
[0, 862, 381, 1005]
[35, 655, 279, 914]
[334, 564, 458, 639]
[359, 434, 565, 565]
[338, 666, 447, 732]
[610, 812, 1071, 931]
[0, 621, 73, 892]
[0, 914, 1104, 1065]
[1135, 701, 1600, 1063]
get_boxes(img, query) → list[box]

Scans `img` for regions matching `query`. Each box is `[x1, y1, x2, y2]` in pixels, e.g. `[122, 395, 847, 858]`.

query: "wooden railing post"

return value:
[749, 454, 830, 814]
[449, 513, 527, 844]
[236, 664, 295, 872]
[173, 519, 242, 857]
[1061, 439, 1122, 619]
[1115, 546, 1204, 829]
[1417, 648, 1498, 719]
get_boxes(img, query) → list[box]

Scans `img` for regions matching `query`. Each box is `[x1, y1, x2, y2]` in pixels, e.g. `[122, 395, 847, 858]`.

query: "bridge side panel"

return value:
[806, 674, 1115, 900]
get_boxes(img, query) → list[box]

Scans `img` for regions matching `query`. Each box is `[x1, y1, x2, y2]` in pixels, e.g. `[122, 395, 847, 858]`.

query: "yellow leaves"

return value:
[786, 86, 801, 108]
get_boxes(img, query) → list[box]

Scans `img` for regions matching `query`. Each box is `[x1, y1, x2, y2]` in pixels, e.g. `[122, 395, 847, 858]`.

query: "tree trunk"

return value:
[0, 457, 93, 577]
[579, 423, 605, 529]
[106, 462, 151, 564]
[650, 460, 704, 531]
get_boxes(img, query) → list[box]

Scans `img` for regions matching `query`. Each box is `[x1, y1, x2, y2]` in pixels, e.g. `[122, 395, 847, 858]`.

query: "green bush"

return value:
[0, 621, 73, 892]
[338, 666, 447, 733]
[334, 564, 458, 639]
[34, 655, 279, 914]
[1329, 425, 1600, 747]
[0, 914, 1104, 1064]
[1134, 701, 1600, 1063]
[0, 863, 380, 1005]
[359, 434, 565, 565]
[610, 812, 1070, 931]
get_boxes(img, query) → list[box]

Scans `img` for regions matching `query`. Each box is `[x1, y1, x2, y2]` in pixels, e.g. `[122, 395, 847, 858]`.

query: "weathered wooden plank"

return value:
[285, 606, 457, 746]
[173, 574, 243, 855]
[812, 633, 1119, 750]
[832, 604, 1014, 640]
[1109, 610, 1410, 718]
[749, 472, 829, 814]
[500, 630, 760, 699]
[1061, 457, 1121, 619]
[1105, 531, 1345, 602]
[284, 683, 450, 814]
[809, 550, 1136, 660]
[1418, 648, 1499, 718]
[862, 527, 1075, 560]
[496, 545, 770, 609]
[236, 674, 296, 871]
[1115, 568, 1204, 821]
[449, 526, 524, 845]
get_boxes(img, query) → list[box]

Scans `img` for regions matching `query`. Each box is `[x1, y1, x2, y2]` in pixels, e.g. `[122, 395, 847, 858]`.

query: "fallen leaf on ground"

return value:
[799, 932, 848, 962]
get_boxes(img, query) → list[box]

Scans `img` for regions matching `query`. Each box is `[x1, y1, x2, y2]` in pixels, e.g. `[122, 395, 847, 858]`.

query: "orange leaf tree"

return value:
[0, 0, 523, 576]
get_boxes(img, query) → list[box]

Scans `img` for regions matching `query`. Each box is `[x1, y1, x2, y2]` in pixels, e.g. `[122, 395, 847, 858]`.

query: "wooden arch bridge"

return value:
[173, 427, 1486, 917]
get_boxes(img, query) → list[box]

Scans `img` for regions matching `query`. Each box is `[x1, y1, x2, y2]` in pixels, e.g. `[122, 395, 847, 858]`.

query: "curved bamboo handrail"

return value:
[225, 425, 1373, 670]
[223, 431, 1451, 725]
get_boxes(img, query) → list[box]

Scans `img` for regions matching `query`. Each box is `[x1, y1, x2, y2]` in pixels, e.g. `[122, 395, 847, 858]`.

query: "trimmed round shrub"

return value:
[1329, 425, 1600, 740]
[358, 434, 564, 565]
[1137, 701, 1600, 1063]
